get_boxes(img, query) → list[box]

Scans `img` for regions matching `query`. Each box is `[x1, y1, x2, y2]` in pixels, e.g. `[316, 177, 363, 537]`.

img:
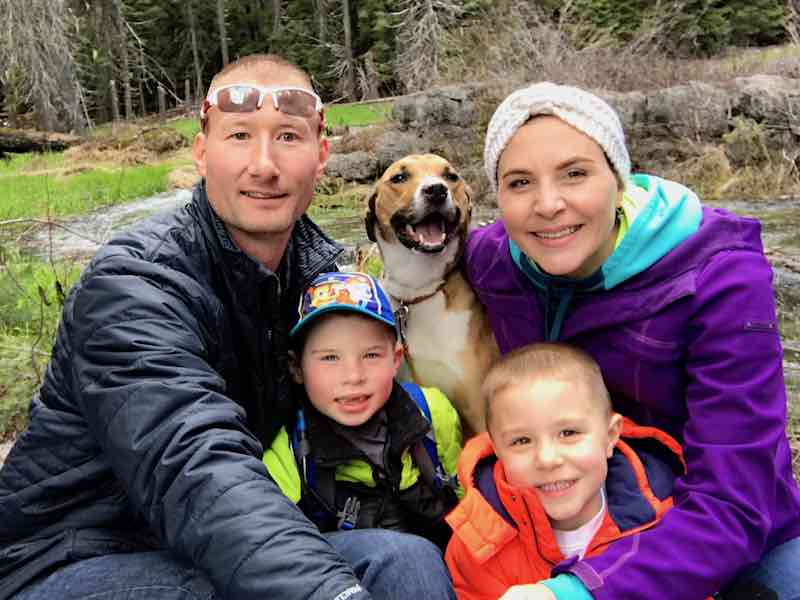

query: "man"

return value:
[0, 54, 455, 600]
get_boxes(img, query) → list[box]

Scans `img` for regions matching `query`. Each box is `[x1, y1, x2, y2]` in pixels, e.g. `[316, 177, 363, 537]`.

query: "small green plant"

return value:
[722, 117, 771, 166]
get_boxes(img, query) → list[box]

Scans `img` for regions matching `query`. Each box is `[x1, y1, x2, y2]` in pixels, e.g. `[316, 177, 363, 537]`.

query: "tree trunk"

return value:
[113, 0, 133, 119]
[0, 128, 81, 154]
[341, 0, 355, 100]
[138, 43, 147, 116]
[186, 0, 203, 98]
[217, 0, 229, 66]
[315, 0, 327, 44]
[272, 0, 281, 39]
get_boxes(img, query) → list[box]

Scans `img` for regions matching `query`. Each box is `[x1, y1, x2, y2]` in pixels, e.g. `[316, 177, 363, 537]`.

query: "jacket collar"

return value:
[190, 179, 343, 295]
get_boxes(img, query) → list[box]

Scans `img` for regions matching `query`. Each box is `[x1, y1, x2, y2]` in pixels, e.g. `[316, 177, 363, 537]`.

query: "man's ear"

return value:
[315, 137, 330, 183]
[193, 132, 208, 178]
[607, 412, 623, 458]
[288, 350, 304, 384]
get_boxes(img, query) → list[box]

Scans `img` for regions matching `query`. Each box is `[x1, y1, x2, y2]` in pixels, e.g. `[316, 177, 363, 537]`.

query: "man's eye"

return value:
[278, 132, 298, 142]
[390, 172, 407, 184]
[230, 132, 249, 140]
[566, 169, 587, 179]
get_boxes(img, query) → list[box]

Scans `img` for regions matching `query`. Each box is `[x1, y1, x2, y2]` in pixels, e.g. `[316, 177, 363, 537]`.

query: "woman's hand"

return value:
[499, 583, 557, 600]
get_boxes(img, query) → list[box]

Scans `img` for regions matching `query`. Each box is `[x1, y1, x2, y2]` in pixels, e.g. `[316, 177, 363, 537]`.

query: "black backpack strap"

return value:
[410, 440, 441, 492]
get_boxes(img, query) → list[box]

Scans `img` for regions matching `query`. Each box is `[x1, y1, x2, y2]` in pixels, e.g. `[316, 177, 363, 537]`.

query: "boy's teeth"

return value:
[538, 480, 574, 492]
[535, 226, 579, 239]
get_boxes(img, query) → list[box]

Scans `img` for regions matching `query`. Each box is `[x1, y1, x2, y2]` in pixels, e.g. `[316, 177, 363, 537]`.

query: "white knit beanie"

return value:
[484, 82, 630, 192]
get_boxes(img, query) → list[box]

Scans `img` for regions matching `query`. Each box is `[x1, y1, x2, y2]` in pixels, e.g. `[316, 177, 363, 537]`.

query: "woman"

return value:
[464, 82, 800, 600]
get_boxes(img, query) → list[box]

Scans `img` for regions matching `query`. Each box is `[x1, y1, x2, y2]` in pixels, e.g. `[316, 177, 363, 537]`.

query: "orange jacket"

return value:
[445, 419, 685, 600]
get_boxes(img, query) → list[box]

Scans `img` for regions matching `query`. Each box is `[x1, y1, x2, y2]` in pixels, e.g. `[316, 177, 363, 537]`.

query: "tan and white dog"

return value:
[364, 154, 499, 436]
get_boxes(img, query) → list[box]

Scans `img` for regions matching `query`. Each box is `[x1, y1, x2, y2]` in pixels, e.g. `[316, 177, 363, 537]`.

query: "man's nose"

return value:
[534, 180, 565, 219]
[248, 138, 279, 177]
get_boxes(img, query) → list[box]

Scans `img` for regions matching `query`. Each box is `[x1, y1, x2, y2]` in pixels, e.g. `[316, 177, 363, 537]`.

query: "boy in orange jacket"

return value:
[445, 342, 686, 600]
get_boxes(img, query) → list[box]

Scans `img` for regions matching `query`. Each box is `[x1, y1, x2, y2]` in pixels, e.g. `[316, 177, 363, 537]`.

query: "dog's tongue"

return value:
[414, 220, 445, 245]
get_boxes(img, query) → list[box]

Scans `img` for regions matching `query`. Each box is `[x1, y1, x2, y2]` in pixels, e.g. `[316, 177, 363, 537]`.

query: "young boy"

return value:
[263, 271, 463, 550]
[445, 342, 686, 600]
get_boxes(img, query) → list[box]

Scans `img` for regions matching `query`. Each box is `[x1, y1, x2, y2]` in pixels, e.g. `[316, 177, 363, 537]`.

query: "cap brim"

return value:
[290, 304, 396, 337]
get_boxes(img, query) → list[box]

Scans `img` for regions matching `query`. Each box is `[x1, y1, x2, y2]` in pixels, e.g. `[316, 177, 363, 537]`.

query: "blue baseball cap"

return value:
[290, 272, 396, 337]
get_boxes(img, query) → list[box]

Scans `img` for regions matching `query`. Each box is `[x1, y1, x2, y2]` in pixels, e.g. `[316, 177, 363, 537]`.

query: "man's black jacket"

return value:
[0, 183, 373, 599]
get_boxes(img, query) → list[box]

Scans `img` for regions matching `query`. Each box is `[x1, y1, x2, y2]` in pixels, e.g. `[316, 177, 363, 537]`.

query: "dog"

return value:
[364, 154, 499, 436]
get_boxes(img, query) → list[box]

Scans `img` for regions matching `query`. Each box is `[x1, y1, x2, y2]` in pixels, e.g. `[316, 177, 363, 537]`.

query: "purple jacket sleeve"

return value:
[560, 249, 789, 599]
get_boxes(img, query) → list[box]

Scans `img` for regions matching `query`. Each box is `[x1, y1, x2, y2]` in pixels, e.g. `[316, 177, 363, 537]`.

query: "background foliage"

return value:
[0, 0, 794, 132]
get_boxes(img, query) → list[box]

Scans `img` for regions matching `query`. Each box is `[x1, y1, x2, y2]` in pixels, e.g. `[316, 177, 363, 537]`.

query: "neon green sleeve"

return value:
[262, 426, 302, 503]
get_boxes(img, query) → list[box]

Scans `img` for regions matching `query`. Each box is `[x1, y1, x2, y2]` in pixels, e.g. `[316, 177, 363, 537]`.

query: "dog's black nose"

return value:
[422, 183, 448, 205]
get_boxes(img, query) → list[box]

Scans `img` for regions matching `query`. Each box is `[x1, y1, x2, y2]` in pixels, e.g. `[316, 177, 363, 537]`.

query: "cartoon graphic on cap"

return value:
[291, 272, 396, 337]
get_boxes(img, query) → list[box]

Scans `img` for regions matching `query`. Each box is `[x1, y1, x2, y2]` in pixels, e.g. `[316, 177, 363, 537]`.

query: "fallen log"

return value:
[0, 128, 82, 155]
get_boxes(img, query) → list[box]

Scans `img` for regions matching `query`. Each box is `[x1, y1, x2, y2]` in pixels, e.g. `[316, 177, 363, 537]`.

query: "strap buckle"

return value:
[336, 496, 361, 531]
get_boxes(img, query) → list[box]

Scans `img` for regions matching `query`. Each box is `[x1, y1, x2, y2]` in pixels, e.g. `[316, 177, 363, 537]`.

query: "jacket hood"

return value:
[446, 419, 685, 565]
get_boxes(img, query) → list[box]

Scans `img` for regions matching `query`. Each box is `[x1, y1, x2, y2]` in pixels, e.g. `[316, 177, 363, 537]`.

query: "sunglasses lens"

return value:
[275, 89, 318, 118]
[217, 86, 260, 112]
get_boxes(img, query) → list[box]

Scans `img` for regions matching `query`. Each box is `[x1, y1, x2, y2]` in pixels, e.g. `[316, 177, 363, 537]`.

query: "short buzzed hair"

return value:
[483, 342, 611, 432]
[208, 54, 313, 93]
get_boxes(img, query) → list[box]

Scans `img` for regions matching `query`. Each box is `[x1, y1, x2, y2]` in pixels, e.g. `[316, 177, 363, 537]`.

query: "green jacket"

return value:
[264, 382, 463, 548]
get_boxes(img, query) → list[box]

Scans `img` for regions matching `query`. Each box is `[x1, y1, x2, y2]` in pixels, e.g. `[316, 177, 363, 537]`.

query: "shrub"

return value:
[722, 117, 771, 166]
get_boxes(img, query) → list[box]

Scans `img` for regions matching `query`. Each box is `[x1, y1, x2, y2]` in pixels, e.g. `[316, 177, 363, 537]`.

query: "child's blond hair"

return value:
[483, 342, 611, 433]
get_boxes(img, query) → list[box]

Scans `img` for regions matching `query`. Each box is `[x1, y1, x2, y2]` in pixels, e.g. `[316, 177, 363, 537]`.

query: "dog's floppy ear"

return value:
[364, 189, 378, 243]
[464, 185, 473, 225]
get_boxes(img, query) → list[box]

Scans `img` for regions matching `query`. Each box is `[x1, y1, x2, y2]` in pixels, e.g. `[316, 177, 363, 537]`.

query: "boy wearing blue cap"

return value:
[263, 272, 463, 550]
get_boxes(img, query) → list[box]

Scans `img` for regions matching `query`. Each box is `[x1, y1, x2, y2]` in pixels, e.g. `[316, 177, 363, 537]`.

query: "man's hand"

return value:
[499, 583, 557, 600]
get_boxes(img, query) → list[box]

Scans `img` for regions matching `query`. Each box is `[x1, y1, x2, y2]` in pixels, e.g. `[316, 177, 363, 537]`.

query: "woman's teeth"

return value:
[534, 225, 580, 239]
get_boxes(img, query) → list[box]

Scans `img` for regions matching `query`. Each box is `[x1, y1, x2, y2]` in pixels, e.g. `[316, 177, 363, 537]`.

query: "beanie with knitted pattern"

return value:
[484, 82, 631, 193]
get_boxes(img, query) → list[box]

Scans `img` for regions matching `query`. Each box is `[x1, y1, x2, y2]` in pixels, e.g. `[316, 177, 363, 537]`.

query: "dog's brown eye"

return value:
[444, 172, 459, 182]
[390, 172, 408, 184]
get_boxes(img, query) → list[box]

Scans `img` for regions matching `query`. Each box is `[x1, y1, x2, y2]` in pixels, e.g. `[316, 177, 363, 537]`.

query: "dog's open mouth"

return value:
[392, 209, 461, 253]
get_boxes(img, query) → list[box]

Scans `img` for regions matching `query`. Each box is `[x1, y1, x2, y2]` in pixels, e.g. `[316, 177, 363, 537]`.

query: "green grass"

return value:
[325, 102, 392, 128]
[0, 334, 40, 441]
[0, 162, 177, 221]
[0, 256, 82, 440]
[168, 118, 201, 142]
[0, 152, 65, 175]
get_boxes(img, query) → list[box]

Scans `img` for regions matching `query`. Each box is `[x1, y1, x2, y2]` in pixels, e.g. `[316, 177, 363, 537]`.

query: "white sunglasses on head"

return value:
[200, 84, 324, 125]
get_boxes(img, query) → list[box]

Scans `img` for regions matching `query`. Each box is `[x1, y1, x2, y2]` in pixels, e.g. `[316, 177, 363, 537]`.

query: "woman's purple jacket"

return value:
[465, 207, 800, 599]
